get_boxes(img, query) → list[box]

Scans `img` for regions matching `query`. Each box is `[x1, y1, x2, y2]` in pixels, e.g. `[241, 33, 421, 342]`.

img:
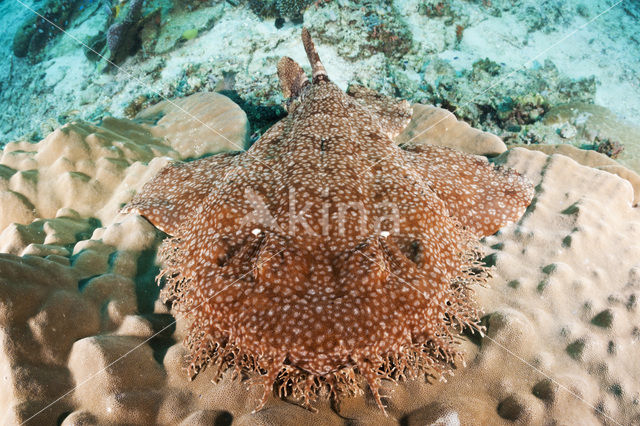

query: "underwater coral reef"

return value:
[1, 0, 640, 425]
[2, 0, 639, 154]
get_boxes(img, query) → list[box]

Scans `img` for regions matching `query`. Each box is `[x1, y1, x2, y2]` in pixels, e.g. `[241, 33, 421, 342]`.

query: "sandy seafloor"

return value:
[1, 0, 640, 425]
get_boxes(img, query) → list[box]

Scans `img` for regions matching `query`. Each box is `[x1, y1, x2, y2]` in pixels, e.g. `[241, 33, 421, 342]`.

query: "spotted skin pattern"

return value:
[123, 29, 533, 411]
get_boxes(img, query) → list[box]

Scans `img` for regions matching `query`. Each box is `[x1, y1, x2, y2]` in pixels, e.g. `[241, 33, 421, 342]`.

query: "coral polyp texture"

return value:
[123, 29, 534, 410]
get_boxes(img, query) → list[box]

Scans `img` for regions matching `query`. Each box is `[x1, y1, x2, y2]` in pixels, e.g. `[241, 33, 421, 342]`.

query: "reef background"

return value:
[1, 0, 639, 169]
[1, 1, 640, 424]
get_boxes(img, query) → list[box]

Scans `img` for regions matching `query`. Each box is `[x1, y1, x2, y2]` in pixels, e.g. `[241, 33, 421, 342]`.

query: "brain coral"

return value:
[0, 118, 173, 231]
[123, 29, 534, 410]
[0, 92, 248, 233]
